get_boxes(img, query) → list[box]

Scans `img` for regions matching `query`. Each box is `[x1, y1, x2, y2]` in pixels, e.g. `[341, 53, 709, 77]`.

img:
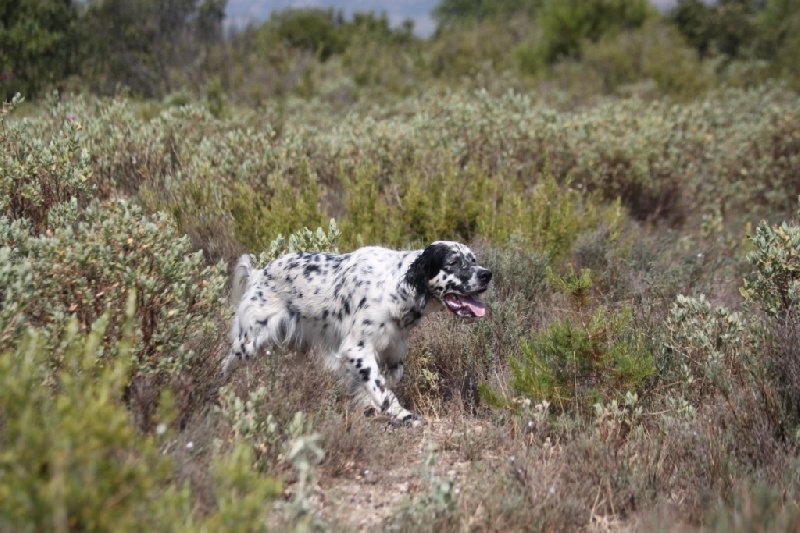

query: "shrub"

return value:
[578, 23, 713, 99]
[762, 307, 800, 436]
[741, 214, 800, 433]
[0, 94, 94, 231]
[535, 0, 655, 64]
[0, 199, 226, 380]
[504, 266, 654, 413]
[741, 217, 800, 317]
[229, 164, 326, 253]
[19, 86, 797, 259]
[662, 294, 745, 402]
[0, 306, 282, 532]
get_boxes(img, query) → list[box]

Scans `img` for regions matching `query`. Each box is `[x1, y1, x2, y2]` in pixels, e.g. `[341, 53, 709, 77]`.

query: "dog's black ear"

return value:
[406, 243, 449, 294]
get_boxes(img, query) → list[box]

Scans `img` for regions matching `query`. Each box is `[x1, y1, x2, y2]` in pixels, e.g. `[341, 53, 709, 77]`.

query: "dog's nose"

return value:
[478, 269, 492, 284]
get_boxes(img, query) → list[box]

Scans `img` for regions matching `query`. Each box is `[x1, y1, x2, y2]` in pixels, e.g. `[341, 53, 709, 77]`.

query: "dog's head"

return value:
[407, 241, 492, 318]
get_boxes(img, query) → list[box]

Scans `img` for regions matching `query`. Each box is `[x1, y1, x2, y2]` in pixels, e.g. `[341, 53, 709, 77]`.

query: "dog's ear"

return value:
[406, 243, 449, 294]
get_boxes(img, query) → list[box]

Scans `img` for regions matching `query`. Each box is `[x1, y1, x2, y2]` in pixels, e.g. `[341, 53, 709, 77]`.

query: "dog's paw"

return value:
[393, 413, 426, 428]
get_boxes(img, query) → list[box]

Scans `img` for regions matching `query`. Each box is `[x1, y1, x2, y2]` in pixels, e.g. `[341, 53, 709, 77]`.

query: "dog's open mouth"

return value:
[444, 292, 487, 318]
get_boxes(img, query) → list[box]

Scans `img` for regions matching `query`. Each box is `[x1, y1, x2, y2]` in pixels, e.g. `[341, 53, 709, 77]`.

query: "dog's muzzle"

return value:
[443, 268, 492, 318]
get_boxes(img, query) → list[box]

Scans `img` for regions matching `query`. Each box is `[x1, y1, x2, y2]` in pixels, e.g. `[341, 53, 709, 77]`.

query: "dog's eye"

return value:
[447, 259, 458, 267]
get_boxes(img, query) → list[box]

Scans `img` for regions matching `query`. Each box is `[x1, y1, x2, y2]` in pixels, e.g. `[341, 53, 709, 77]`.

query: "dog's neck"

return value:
[404, 251, 430, 297]
[399, 250, 437, 327]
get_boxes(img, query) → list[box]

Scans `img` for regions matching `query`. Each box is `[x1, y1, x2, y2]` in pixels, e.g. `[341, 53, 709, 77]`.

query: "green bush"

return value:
[14, 86, 793, 260]
[0, 94, 94, 231]
[578, 23, 713, 98]
[504, 267, 654, 413]
[741, 215, 800, 433]
[663, 294, 745, 402]
[0, 199, 226, 378]
[229, 164, 326, 253]
[534, 0, 655, 65]
[741, 217, 800, 317]
[0, 307, 282, 532]
[269, 9, 346, 62]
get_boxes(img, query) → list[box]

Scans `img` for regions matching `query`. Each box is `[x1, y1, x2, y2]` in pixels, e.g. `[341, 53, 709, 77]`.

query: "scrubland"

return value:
[3, 81, 800, 531]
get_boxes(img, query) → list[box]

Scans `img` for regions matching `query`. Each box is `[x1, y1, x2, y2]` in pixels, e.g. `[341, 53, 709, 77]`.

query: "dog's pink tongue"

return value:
[461, 296, 486, 317]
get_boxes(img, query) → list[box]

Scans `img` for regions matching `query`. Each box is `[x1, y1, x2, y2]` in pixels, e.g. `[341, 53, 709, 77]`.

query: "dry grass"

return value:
[137, 230, 800, 532]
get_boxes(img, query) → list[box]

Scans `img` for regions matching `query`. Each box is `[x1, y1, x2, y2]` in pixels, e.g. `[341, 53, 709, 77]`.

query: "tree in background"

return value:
[535, 0, 655, 64]
[755, 0, 800, 80]
[670, 0, 800, 60]
[268, 8, 347, 62]
[0, 0, 78, 100]
[76, 0, 226, 98]
[432, 0, 542, 30]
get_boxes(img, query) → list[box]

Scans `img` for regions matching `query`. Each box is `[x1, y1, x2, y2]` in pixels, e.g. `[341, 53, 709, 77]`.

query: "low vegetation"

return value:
[4, 0, 800, 530]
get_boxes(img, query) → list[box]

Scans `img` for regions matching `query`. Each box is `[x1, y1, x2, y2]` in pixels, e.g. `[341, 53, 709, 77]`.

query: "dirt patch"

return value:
[279, 418, 486, 531]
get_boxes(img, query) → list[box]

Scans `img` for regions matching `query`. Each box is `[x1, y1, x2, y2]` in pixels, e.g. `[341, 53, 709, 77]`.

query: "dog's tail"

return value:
[230, 254, 254, 308]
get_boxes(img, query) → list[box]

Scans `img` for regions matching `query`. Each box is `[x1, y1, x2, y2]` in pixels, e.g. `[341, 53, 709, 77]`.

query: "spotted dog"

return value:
[220, 241, 492, 426]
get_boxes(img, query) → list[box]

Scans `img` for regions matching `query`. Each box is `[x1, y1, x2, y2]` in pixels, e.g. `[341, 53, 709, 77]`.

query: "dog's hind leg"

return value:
[220, 300, 289, 378]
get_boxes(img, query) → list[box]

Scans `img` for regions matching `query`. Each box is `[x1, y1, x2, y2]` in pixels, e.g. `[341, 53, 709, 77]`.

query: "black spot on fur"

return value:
[363, 319, 373, 326]
[405, 243, 451, 297]
[375, 379, 385, 393]
[358, 297, 367, 310]
[357, 340, 365, 348]
[304, 264, 321, 278]
[359, 367, 371, 381]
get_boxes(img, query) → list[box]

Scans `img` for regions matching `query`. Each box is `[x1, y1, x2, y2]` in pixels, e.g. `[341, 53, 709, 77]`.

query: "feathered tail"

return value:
[230, 254, 254, 309]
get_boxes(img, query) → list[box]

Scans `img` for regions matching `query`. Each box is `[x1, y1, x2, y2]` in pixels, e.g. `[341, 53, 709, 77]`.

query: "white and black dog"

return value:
[220, 241, 492, 426]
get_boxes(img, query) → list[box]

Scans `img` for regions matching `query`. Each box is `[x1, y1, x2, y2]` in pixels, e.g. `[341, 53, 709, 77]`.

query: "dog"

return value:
[220, 241, 492, 426]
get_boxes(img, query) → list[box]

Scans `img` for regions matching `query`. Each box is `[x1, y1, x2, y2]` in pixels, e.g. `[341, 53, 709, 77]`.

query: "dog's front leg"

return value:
[343, 341, 425, 427]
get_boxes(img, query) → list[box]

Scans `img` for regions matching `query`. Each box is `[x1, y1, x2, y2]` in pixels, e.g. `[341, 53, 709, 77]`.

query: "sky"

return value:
[225, 0, 684, 38]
